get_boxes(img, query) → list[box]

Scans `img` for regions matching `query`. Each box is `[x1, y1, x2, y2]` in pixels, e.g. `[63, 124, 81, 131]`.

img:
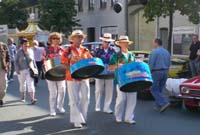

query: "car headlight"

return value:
[181, 87, 190, 94]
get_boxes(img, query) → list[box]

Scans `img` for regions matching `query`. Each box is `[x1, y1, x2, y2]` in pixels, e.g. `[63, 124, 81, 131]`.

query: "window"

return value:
[111, 0, 117, 7]
[100, 0, 107, 9]
[160, 28, 168, 49]
[78, 0, 83, 12]
[172, 26, 195, 55]
[88, 0, 95, 11]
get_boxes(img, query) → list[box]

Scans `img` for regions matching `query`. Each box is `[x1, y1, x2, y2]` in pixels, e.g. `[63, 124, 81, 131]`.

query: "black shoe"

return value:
[31, 99, 37, 105]
[0, 100, 3, 106]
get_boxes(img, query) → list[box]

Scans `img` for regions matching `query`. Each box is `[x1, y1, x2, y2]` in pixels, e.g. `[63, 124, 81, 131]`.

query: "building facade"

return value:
[128, 3, 199, 56]
[75, 0, 127, 42]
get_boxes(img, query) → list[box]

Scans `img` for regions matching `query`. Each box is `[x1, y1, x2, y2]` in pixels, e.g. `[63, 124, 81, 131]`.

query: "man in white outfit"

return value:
[109, 36, 137, 124]
[61, 30, 92, 128]
[94, 33, 115, 113]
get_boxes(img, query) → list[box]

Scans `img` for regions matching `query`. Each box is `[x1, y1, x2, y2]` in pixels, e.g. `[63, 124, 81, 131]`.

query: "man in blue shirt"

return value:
[7, 38, 17, 81]
[149, 39, 171, 113]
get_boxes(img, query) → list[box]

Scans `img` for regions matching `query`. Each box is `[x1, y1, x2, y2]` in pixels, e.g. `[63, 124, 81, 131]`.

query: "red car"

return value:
[179, 76, 200, 111]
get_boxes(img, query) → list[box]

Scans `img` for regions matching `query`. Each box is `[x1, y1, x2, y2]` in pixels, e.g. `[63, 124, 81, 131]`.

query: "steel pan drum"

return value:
[94, 64, 114, 79]
[115, 62, 153, 92]
[70, 58, 104, 79]
[43, 56, 66, 81]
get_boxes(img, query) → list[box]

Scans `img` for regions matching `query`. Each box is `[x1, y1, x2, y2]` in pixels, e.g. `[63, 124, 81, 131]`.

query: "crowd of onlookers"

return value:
[0, 37, 47, 106]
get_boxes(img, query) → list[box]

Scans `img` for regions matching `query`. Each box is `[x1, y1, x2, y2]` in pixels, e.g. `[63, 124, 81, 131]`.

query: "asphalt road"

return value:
[0, 75, 200, 135]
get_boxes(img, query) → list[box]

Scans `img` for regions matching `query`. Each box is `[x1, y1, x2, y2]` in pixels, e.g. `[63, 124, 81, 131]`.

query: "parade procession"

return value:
[1, 0, 200, 135]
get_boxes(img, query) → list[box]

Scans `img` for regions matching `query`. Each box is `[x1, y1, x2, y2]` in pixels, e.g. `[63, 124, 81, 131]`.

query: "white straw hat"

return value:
[99, 33, 115, 42]
[115, 35, 133, 45]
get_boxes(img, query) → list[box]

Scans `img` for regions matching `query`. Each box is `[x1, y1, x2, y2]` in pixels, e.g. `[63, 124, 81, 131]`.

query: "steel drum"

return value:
[70, 58, 104, 79]
[94, 64, 114, 79]
[43, 56, 66, 81]
[115, 62, 153, 92]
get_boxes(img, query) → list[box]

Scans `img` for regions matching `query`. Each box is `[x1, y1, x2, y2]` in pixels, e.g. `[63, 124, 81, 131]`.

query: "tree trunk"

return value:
[168, 1, 174, 53]
[168, 12, 173, 53]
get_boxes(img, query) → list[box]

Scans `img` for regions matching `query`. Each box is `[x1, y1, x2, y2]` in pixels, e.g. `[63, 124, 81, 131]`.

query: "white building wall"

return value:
[159, 11, 198, 28]
[75, 0, 127, 41]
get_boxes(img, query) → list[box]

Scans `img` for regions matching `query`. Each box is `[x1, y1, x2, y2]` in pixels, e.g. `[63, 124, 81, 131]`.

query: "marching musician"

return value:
[46, 32, 66, 116]
[109, 36, 137, 124]
[61, 30, 92, 128]
[94, 33, 115, 113]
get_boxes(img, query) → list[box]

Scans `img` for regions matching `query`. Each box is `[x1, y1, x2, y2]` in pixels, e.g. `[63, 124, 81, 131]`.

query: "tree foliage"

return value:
[0, 0, 28, 30]
[38, 0, 79, 34]
[143, 0, 200, 52]
[143, 0, 200, 24]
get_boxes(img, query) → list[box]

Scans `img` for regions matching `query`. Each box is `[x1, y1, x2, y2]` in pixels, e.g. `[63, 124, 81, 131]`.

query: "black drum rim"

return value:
[71, 65, 104, 79]
[120, 80, 153, 93]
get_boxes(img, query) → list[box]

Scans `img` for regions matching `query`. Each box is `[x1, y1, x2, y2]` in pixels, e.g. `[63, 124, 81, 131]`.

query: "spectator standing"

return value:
[0, 42, 10, 106]
[32, 40, 46, 85]
[189, 34, 200, 77]
[7, 37, 17, 81]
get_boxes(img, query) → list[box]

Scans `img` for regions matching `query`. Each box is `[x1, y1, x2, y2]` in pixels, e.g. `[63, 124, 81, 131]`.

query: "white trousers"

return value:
[115, 85, 137, 121]
[46, 80, 66, 113]
[18, 69, 35, 93]
[95, 79, 113, 111]
[67, 80, 90, 124]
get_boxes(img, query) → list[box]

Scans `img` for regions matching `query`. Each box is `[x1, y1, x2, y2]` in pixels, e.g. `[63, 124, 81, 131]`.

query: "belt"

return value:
[151, 68, 168, 72]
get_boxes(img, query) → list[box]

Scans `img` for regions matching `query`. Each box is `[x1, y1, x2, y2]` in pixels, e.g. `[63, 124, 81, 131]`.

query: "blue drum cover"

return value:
[70, 58, 105, 79]
[115, 62, 153, 92]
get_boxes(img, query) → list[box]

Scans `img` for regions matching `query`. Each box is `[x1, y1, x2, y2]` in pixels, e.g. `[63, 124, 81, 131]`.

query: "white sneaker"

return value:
[124, 120, 136, 124]
[50, 112, 56, 116]
[116, 118, 122, 123]
[58, 108, 66, 113]
[104, 109, 113, 114]
[21, 99, 26, 103]
[95, 108, 100, 112]
[74, 123, 83, 128]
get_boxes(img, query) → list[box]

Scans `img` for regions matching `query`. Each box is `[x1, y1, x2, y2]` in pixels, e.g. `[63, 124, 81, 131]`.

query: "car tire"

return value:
[137, 91, 154, 100]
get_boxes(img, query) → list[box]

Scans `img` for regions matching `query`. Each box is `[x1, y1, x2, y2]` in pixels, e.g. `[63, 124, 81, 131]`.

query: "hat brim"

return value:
[99, 37, 115, 42]
[115, 41, 133, 46]
[68, 34, 87, 41]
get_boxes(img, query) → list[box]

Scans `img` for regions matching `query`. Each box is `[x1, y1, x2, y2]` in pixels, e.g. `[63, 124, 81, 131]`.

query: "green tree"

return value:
[38, 0, 79, 34]
[143, 0, 200, 52]
[0, 0, 28, 30]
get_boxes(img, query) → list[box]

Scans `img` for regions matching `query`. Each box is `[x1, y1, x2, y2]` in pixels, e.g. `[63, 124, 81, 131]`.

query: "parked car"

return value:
[179, 76, 200, 111]
[83, 42, 102, 56]
[132, 50, 190, 100]
[132, 50, 190, 78]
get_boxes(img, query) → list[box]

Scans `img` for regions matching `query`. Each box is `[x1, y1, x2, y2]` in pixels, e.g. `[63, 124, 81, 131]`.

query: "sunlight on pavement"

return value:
[0, 93, 49, 121]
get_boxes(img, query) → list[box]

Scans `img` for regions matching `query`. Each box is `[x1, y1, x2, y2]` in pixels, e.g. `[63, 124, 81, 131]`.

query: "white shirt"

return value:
[33, 47, 44, 61]
[122, 52, 129, 59]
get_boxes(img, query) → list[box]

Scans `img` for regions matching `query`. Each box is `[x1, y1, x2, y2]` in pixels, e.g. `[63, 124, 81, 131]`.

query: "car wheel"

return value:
[169, 97, 182, 108]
